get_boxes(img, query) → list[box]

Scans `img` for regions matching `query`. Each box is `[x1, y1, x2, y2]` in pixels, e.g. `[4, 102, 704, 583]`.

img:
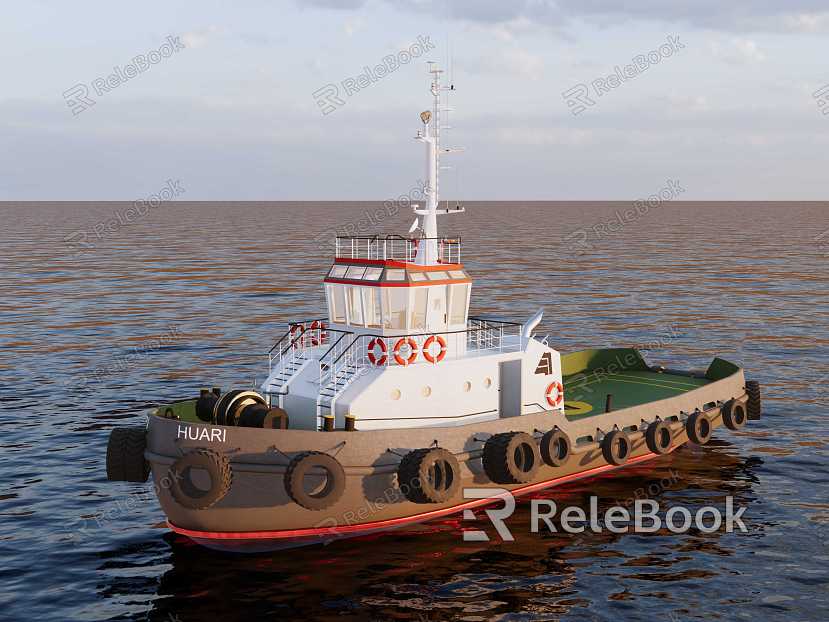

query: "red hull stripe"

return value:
[168, 451, 662, 542]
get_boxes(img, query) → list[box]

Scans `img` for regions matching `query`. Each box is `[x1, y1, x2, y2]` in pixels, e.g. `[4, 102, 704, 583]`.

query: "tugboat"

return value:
[106, 66, 762, 552]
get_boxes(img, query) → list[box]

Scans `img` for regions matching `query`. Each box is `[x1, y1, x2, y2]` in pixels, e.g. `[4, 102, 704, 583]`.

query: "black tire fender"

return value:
[397, 447, 461, 504]
[285, 451, 346, 511]
[686, 411, 712, 445]
[106, 427, 150, 483]
[746, 381, 762, 420]
[169, 449, 232, 510]
[722, 399, 747, 431]
[483, 431, 541, 484]
[601, 429, 631, 466]
[540, 428, 571, 467]
[645, 420, 672, 455]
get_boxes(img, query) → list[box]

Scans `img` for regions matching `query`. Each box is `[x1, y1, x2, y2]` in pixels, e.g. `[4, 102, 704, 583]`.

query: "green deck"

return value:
[562, 369, 709, 419]
[558, 348, 734, 420]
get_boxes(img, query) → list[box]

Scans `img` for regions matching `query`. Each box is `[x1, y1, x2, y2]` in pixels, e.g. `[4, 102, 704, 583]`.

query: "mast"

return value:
[414, 63, 463, 265]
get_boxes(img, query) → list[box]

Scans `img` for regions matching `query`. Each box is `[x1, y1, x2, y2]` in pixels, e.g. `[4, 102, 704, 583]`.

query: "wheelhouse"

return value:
[324, 239, 471, 336]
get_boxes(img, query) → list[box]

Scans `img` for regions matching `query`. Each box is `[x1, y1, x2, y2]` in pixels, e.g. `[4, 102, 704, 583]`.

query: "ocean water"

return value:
[1, 201, 827, 621]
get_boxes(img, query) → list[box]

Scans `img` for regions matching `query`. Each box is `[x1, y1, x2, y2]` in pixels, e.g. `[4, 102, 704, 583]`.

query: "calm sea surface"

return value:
[1, 201, 828, 621]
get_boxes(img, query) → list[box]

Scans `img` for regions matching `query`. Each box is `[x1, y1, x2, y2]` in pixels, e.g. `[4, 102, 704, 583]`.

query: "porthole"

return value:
[483, 377, 492, 389]
[391, 389, 401, 400]
[421, 386, 432, 398]
[462, 381, 472, 392]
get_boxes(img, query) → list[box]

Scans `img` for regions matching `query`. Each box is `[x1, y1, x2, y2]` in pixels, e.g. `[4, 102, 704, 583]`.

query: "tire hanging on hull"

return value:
[106, 427, 150, 483]
[284, 451, 346, 511]
[601, 429, 631, 466]
[540, 428, 571, 467]
[745, 380, 762, 420]
[397, 447, 461, 504]
[169, 449, 232, 510]
[483, 432, 541, 484]
[722, 399, 747, 431]
[645, 420, 672, 454]
[686, 411, 712, 445]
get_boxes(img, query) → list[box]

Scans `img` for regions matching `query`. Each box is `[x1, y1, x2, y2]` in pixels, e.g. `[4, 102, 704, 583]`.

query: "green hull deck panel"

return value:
[563, 370, 710, 418]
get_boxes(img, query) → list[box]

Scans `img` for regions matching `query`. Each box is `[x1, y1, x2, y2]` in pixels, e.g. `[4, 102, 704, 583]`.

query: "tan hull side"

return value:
[146, 369, 746, 534]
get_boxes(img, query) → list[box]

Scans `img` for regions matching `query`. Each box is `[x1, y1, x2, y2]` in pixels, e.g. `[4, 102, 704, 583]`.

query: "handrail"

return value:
[468, 316, 524, 327]
[331, 323, 520, 367]
[334, 235, 462, 264]
[335, 235, 461, 242]
[319, 330, 355, 362]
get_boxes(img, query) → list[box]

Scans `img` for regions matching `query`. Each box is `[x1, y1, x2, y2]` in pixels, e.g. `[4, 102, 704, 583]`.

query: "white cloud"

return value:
[298, 0, 829, 34]
[709, 38, 766, 64]
[781, 12, 829, 32]
[182, 26, 219, 49]
[344, 17, 365, 37]
[494, 47, 544, 80]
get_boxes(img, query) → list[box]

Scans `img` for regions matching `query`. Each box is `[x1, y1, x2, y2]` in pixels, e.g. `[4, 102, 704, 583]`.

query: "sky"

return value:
[1, 0, 827, 200]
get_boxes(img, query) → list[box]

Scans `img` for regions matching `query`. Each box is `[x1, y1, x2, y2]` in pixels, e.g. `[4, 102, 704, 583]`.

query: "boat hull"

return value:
[145, 353, 749, 551]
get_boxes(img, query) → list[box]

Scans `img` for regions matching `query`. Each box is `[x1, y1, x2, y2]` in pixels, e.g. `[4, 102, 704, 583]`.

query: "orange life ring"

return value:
[290, 324, 305, 349]
[393, 337, 418, 366]
[309, 320, 328, 346]
[545, 381, 564, 407]
[422, 335, 447, 364]
[367, 338, 387, 366]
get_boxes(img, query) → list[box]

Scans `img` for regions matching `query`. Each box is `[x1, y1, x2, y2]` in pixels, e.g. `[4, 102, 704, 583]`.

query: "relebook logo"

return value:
[462, 488, 747, 542]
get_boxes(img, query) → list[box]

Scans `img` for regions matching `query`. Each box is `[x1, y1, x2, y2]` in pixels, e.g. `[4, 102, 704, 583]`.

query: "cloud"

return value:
[296, 0, 829, 33]
[491, 47, 544, 80]
[344, 17, 365, 37]
[182, 26, 219, 49]
[709, 38, 766, 64]
[297, 0, 367, 9]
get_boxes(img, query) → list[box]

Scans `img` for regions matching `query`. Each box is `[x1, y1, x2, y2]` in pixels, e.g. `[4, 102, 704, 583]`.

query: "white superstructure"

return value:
[260, 66, 564, 430]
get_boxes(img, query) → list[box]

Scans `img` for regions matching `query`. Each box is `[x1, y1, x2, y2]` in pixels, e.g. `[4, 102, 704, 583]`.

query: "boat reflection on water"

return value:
[132, 439, 762, 621]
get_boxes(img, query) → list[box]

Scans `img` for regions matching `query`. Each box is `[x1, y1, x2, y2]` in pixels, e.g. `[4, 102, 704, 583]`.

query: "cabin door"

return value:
[499, 359, 522, 418]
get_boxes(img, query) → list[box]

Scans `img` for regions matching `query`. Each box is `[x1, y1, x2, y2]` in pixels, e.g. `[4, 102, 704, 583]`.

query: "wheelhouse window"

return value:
[345, 266, 366, 280]
[426, 285, 448, 331]
[362, 287, 382, 328]
[327, 284, 346, 323]
[363, 267, 383, 281]
[346, 286, 363, 325]
[410, 288, 428, 330]
[329, 265, 348, 279]
[449, 283, 470, 325]
[383, 288, 408, 329]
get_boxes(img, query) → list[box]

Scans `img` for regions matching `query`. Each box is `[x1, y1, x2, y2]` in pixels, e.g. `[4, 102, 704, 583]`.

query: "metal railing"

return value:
[334, 235, 461, 264]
